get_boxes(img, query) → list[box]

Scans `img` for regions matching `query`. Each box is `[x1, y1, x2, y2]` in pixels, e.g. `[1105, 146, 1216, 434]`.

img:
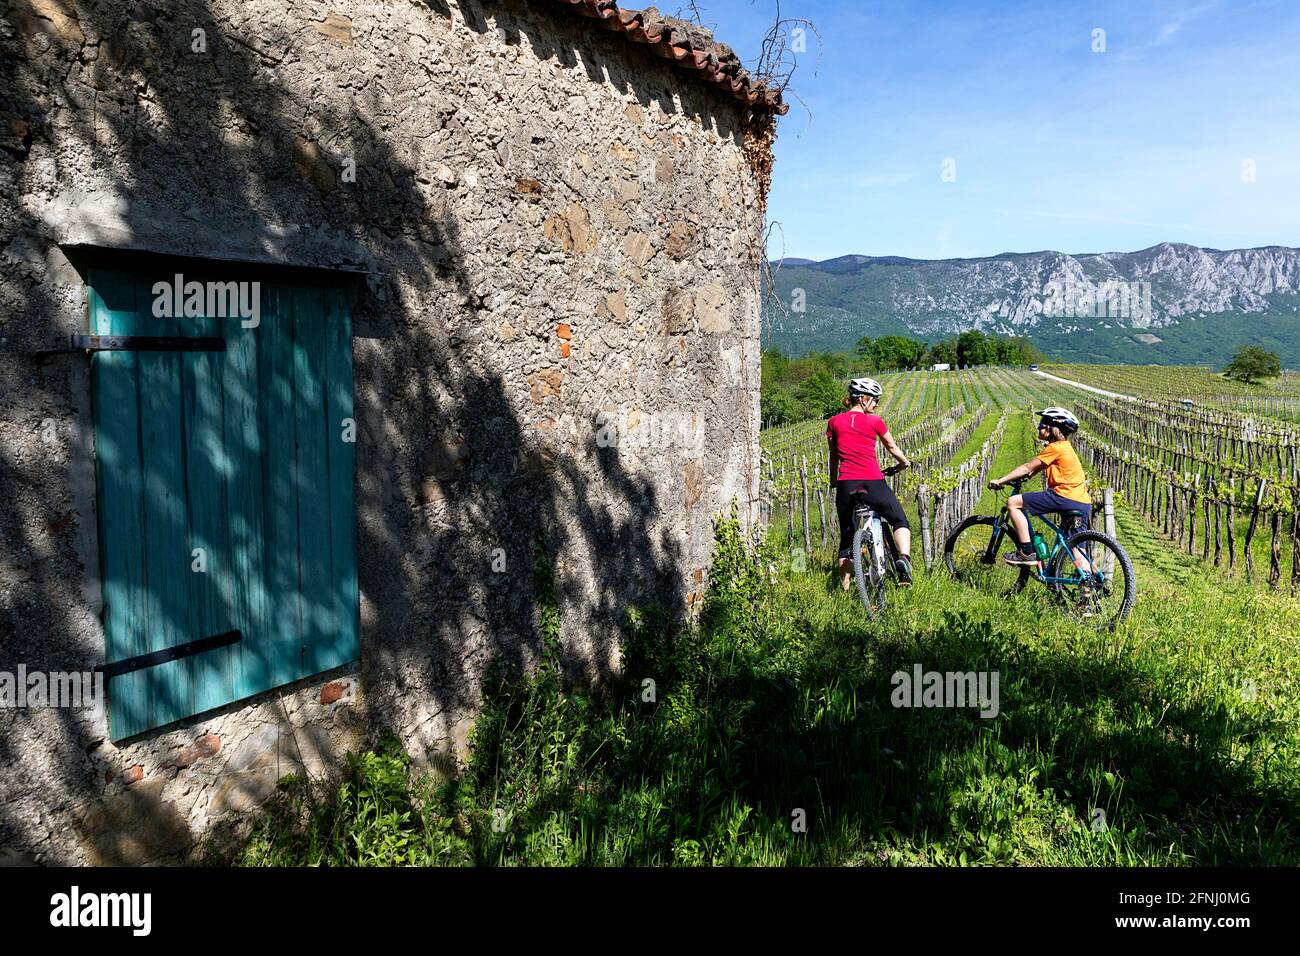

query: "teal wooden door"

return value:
[90, 267, 358, 740]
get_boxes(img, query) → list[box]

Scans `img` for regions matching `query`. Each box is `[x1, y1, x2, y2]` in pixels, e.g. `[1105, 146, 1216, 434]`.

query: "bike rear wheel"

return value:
[1046, 529, 1136, 630]
[943, 515, 1030, 595]
[853, 520, 887, 614]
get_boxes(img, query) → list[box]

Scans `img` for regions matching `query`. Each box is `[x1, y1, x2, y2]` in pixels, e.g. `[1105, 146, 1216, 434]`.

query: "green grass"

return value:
[203, 380, 1300, 868]
[208, 498, 1300, 867]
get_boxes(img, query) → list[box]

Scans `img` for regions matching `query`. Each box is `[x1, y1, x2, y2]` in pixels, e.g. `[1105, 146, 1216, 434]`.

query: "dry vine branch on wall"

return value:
[669, 2, 813, 346]
[759, 220, 789, 344]
[741, 110, 778, 206]
[752, 0, 820, 120]
[747, 0, 815, 346]
[670, 1, 708, 23]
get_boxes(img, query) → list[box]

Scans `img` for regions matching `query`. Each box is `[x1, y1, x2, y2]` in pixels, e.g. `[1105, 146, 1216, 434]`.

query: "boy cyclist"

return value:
[987, 407, 1090, 566]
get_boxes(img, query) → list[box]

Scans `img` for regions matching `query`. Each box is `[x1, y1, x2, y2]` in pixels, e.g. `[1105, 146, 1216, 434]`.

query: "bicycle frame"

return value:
[985, 495, 1102, 588]
[1026, 512, 1099, 586]
[853, 503, 899, 574]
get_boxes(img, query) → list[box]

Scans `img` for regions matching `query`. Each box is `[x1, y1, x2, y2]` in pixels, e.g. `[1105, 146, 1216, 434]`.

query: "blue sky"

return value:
[687, 0, 1300, 260]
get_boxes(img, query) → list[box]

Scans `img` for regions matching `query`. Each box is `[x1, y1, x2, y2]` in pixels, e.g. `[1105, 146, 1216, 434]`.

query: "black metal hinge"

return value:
[73, 334, 227, 352]
[35, 334, 226, 360]
[96, 629, 242, 680]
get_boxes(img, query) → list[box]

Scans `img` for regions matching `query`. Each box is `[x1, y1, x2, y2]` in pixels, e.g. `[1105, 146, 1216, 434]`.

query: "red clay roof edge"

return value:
[548, 0, 790, 116]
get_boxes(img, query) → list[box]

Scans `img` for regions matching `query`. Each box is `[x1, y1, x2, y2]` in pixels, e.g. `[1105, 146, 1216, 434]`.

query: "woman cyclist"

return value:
[987, 406, 1090, 565]
[826, 377, 914, 591]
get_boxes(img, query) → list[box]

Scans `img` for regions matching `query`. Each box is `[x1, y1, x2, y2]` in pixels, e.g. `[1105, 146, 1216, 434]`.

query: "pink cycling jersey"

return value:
[826, 411, 888, 481]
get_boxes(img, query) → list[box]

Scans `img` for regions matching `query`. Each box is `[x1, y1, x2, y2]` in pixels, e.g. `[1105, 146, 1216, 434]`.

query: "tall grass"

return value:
[209, 499, 1299, 866]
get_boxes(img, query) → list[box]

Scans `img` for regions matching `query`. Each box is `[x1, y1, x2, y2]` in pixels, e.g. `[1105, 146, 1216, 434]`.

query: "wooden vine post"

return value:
[1102, 488, 1116, 577]
[918, 485, 933, 570]
[1269, 511, 1282, 589]
[816, 486, 828, 549]
[1291, 496, 1300, 594]
[1244, 478, 1266, 583]
[1226, 477, 1236, 574]
[800, 455, 811, 557]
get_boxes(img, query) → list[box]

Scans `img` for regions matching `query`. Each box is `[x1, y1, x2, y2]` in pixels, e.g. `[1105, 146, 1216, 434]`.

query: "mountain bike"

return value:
[942, 477, 1136, 629]
[849, 468, 908, 614]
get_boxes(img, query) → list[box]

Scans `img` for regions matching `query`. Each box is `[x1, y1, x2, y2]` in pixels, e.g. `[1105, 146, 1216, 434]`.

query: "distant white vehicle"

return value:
[931, 363, 951, 372]
[1029, 364, 1039, 371]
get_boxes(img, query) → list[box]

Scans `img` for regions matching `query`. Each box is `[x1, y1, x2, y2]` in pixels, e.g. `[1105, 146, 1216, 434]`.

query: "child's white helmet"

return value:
[1037, 406, 1080, 434]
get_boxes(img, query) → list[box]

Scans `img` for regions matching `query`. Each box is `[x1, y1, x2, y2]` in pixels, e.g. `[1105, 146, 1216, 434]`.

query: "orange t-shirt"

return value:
[1034, 440, 1090, 503]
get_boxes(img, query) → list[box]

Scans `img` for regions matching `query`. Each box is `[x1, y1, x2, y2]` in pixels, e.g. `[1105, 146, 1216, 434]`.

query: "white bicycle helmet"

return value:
[1037, 406, 1080, 434]
[849, 377, 883, 399]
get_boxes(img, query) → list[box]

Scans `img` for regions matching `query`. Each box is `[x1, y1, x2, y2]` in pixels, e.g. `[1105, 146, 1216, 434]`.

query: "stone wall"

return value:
[0, 0, 769, 863]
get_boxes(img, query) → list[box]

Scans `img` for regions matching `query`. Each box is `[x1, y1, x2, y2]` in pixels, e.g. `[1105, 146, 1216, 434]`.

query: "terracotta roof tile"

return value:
[549, 0, 789, 115]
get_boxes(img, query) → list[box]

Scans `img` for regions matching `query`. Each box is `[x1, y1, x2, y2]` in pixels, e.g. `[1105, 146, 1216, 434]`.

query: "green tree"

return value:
[796, 368, 844, 419]
[866, 335, 927, 370]
[985, 335, 1042, 365]
[1223, 345, 1281, 384]
[760, 388, 800, 427]
[908, 338, 929, 367]
[819, 350, 852, 378]
[956, 329, 994, 367]
[761, 348, 789, 390]
[1008, 336, 1045, 364]
[926, 339, 957, 366]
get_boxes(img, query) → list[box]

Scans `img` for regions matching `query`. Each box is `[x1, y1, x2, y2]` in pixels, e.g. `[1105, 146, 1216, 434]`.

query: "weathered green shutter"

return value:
[89, 266, 358, 740]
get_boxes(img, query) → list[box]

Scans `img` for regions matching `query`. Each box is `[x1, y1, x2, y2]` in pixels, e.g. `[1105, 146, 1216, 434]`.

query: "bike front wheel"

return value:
[943, 515, 1030, 595]
[1046, 530, 1136, 630]
[853, 521, 887, 615]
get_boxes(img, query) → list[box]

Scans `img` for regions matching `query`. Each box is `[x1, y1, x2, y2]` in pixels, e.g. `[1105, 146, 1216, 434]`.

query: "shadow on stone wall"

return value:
[0, 0, 728, 863]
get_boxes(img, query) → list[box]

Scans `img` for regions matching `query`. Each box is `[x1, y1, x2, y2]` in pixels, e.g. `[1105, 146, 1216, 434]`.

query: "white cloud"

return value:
[1117, 0, 1220, 58]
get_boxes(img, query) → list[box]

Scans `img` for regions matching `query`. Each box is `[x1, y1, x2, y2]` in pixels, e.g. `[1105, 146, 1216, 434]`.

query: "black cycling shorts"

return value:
[835, 479, 909, 559]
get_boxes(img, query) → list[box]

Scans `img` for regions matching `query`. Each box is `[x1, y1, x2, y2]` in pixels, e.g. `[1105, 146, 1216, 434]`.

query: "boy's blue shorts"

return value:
[1020, 490, 1092, 529]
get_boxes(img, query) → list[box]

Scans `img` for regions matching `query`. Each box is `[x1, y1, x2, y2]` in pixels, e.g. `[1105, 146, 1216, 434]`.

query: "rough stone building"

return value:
[0, 0, 782, 863]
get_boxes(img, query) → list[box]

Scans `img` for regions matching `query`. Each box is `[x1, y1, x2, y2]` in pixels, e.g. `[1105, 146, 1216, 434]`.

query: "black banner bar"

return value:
[0, 866, 1291, 941]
